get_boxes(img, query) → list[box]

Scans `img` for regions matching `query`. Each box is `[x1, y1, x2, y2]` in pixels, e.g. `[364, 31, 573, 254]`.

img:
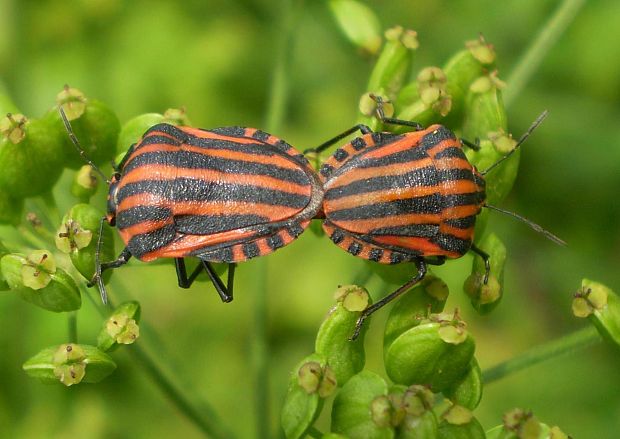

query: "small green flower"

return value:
[281, 353, 328, 439]
[55, 219, 93, 254]
[98, 301, 141, 351]
[0, 113, 27, 144]
[23, 344, 116, 386]
[575, 279, 620, 348]
[21, 250, 56, 290]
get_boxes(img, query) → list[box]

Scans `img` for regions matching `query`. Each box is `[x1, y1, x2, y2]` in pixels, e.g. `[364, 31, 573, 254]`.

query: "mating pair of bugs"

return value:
[60, 105, 562, 339]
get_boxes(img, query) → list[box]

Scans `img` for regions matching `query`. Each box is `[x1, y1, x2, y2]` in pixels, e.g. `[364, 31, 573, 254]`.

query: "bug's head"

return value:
[106, 173, 121, 226]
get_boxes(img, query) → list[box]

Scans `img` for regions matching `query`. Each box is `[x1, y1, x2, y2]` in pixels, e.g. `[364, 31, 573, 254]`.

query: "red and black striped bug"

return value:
[309, 108, 564, 338]
[60, 108, 324, 303]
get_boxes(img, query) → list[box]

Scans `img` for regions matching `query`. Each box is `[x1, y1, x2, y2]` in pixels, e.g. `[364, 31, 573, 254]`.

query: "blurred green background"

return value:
[1, 0, 619, 437]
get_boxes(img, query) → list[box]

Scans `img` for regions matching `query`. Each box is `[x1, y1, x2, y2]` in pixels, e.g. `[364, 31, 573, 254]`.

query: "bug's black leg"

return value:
[380, 116, 423, 131]
[203, 261, 234, 303]
[89, 247, 132, 304]
[350, 258, 428, 340]
[175, 259, 236, 302]
[303, 124, 373, 156]
[175, 258, 205, 288]
[460, 137, 481, 151]
[470, 244, 490, 284]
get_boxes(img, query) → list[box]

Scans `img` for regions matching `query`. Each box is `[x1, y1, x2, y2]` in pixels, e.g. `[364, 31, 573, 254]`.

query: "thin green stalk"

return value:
[504, 0, 587, 107]
[259, 1, 303, 437]
[40, 191, 62, 226]
[307, 426, 324, 438]
[81, 285, 234, 439]
[482, 325, 601, 384]
[67, 312, 78, 343]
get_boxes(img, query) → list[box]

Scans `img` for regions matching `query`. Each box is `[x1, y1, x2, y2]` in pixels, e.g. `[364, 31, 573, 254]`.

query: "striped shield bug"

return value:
[310, 107, 564, 339]
[59, 108, 324, 303]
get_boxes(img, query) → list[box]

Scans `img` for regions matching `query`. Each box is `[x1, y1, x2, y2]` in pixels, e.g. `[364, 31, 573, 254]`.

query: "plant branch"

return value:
[482, 325, 601, 384]
[81, 285, 234, 438]
[504, 0, 587, 107]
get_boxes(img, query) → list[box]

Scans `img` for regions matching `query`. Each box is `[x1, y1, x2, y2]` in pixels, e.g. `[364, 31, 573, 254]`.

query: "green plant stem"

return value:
[16, 225, 49, 250]
[40, 191, 62, 226]
[258, 1, 303, 437]
[81, 285, 234, 439]
[504, 0, 587, 107]
[307, 426, 324, 438]
[482, 326, 601, 384]
[67, 312, 78, 343]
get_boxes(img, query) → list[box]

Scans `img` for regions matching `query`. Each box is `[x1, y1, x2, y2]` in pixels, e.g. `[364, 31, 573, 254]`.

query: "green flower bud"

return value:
[281, 353, 328, 439]
[56, 86, 87, 120]
[315, 285, 370, 384]
[442, 35, 496, 127]
[53, 88, 120, 169]
[396, 385, 438, 438]
[0, 114, 65, 198]
[2, 250, 81, 312]
[71, 165, 99, 201]
[0, 188, 23, 225]
[331, 370, 393, 438]
[384, 313, 475, 391]
[329, 0, 382, 55]
[97, 301, 141, 351]
[366, 26, 418, 97]
[162, 107, 192, 126]
[117, 113, 166, 157]
[395, 67, 453, 129]
[384, 274, 448, 351]
[437, 405, 485, 439]
[464, 233, 506, 314]
[443, 357, 483, 410]
[0, 113, 27, 144]
[462, 73, 516, 206]
[23, 344, 116, 386]
[57, 204, 115, 282]
[488, 408, 541, 439]
[576, 279, 620, 348]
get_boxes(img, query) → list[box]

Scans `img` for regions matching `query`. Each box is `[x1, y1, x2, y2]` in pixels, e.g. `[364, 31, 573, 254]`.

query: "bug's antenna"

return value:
[485, 204, 566, 246]
[92, 215, 109, 304]
[481, 110, 548, 176]
[58, 106, 110, 185]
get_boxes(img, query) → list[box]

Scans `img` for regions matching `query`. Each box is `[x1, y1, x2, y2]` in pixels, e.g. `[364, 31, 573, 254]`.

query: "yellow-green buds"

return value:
[71, 165, 99, 201]
[97, 301, 141, 351]
[281, 354, 331, 439]
[574, 279, 620, 348]
[56, 204, 115, 281]
[1, 250, 81, 312]
[464, 233, 506, 314]
[23, 343, 116, 386]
